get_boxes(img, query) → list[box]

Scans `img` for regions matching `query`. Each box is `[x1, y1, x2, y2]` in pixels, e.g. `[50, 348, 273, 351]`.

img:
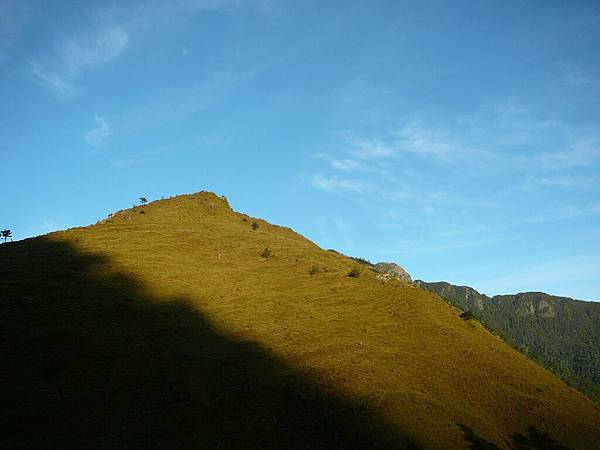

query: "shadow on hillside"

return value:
[0, 237, 419, 449]
[510, 427, 568, 450]
[457, 424, 499, 449]
[458, 424, 567, 450]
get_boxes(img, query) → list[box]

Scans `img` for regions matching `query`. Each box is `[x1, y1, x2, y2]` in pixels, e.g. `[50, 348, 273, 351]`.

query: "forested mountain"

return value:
[414, 281, 600, 401]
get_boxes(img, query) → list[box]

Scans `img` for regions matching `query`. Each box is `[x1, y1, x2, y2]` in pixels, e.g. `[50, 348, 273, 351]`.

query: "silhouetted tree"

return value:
[1, 229, 12, 243]
[139, 197, 148, 205]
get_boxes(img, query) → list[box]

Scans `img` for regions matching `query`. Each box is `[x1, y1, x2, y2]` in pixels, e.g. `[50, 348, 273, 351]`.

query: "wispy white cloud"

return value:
[317, 111, 600, 182]
[518, 203, 600, 225]
[331, 117, 490, 170]
[59, 25, 129, 73]
[311, 175, 367, 194]
[85, 115, 110, 147]
[26, 0, 271, 96]
[330, 158, 360, 172]
[521, 174, 598, 190]
[310, 120, 503, 214]
[484, 104, 600, 174]
[28, 24, 130, 97]
[381, 235, 503, 256]
[387, 109, 597, 176]
[308, 105, 600, 254]
[476, 254, 600, 299]
[28, 61, 75, 97]
[343, 134, 395, 159]
[314, 153, 360, 172]
[392, 119, 482, 163]
[540, 133, 600, 171]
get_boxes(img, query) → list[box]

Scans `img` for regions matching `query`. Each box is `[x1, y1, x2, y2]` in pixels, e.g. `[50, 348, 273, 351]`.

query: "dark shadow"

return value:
[0, 237, 419, 449]
[458, 423, 569, 450]
[457, 424, 500, 449]
[510, 426, 568, 450]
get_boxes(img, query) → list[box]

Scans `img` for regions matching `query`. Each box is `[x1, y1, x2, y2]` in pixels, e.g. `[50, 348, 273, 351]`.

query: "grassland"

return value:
[415, 281, 600, 402]
[1, 192, 599, 449]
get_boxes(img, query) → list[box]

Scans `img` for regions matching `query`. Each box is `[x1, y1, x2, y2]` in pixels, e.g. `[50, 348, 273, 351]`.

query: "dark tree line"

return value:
[417, 281, 600, 401]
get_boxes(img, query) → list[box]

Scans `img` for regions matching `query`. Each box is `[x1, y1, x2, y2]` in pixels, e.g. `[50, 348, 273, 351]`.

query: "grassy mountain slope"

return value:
[2, 192, 600, 449]
[414, 281, 600, 402]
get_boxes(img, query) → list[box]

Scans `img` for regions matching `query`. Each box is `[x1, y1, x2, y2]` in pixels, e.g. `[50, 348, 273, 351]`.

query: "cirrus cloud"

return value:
[85, 115, 110, 147]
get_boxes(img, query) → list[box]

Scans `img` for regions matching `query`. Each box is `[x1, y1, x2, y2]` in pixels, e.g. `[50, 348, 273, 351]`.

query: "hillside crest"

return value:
[2, 191, 600, 449]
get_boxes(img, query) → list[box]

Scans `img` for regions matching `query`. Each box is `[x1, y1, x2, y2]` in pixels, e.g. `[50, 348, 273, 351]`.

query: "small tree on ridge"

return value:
[1, 229, 12, 243]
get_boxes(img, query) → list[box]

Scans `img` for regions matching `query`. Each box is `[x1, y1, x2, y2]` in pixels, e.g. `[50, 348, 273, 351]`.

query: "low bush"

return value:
[347, 267, 361, 278]
[261, 247, 272, 258]
[460, 310, 475, 321]
[251, 221, 259, 230]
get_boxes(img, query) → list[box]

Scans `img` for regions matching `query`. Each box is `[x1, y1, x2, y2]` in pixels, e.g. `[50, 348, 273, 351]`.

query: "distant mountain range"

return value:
[414, 280, 600, 401]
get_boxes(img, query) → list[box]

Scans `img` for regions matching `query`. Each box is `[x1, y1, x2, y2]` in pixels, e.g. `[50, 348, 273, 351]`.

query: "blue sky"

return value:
[2, 0, 600, 301]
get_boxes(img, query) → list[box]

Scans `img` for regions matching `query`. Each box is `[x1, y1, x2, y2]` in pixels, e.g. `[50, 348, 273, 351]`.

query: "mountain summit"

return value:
[2, 192, 599, 449]
[373, 262, 412, 282]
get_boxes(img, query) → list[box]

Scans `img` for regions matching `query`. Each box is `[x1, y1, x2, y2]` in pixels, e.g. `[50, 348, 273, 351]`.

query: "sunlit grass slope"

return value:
[2, 192, 599, 449]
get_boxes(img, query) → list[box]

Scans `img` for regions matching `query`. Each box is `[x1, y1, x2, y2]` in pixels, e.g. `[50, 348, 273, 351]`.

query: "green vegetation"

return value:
[459, 310, 475, 321]
[251, 221, 259, 230]
[261, 247, 273, 258]
[1, 191, 600, 449]
[415, 281, 600, 401]
[349, 256, 374, 267]
[347, 267, 362, 278]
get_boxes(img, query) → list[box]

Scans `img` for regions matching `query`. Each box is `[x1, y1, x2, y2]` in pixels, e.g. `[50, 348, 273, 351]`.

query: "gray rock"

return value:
[373, 262, 412, 282]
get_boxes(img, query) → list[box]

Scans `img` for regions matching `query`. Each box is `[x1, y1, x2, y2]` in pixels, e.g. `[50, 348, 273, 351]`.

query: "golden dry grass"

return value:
[2, 191, 599, 449]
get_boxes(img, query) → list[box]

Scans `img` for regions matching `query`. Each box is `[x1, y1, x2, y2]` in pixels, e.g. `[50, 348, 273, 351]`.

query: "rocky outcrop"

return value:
[510, 294, 556, 318]
[373, 262, 412, 282]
